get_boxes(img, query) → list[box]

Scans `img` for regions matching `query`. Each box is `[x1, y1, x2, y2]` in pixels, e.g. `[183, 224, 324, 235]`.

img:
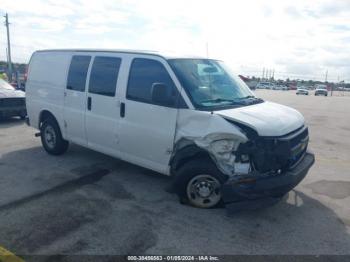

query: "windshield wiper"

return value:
[238, 96, 264, 104]
[239, 95, 257, 99]
[201, 98, 245, 104]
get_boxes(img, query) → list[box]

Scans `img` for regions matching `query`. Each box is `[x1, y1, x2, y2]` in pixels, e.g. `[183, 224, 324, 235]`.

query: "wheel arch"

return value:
[169, 142, 213, 176]
[38, 110, 65, 138]
[39, 110, 57, 126]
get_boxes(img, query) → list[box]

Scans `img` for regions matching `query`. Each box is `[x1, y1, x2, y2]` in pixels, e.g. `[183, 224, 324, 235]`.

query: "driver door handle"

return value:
[87, 97, 92, 111]
[120, 102, 125, 118]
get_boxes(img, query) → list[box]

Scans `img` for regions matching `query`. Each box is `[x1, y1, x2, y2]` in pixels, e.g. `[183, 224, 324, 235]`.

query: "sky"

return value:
[1, 0, 350, 82]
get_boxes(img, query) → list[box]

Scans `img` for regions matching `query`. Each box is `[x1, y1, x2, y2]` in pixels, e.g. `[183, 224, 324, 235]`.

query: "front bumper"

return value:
[0, 106, 27, 118]
[315, 91, 327, 95]
[222, 151, 315, 211]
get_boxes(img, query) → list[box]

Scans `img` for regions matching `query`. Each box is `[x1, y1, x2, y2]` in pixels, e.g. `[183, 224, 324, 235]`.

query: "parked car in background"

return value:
[275, 85, 288, 91]
[256, 82, 274, 89]
[282, 85, 289, 91]
[256, 82, 266, 89]
[0, 79, 26, 119]
[296, 88, 309, 95]
[289, 86, 297, 90]
[315, 86, 328, 96]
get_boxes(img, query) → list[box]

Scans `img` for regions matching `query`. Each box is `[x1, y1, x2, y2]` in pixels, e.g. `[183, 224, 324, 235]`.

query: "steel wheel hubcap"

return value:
[186, 174, 221, 208]
[44, 125, 56, 149]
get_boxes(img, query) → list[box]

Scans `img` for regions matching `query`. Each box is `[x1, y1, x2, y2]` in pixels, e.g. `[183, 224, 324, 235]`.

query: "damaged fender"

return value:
[171, 110, 248, 176]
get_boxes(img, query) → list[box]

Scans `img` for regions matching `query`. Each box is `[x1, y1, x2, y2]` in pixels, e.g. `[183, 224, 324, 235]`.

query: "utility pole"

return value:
[262, 68, 265, 80]
[266, 69, 269, 80]
[4, 13, 13, 82]
[325, 70, 328, 82]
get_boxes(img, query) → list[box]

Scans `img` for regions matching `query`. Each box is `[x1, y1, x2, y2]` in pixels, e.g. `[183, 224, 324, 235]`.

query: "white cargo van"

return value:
[26, 49, 314, 209]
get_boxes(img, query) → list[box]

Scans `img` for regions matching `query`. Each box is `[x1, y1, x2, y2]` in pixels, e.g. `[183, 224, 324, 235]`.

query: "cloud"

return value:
[331, 25, 350, 31]
[0, 0, 350, 81]
[284, 6, 303, 18]
[318, 1, 350, 16]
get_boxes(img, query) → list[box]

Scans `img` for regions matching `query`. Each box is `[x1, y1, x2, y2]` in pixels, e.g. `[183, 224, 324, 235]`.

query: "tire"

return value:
[40, 117, 69, 155]
[174, 158, 227, 208]
[19, 112, 26, 120]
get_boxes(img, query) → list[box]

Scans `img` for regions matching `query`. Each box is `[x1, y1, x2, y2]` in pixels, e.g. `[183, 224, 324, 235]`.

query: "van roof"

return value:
[35, 49, 207, 60]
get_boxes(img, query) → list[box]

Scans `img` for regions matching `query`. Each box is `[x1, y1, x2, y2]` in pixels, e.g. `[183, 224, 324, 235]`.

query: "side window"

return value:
[88, 56, 121, 97]
[67, 55, 91, 91]
[127, 58, 179, 106]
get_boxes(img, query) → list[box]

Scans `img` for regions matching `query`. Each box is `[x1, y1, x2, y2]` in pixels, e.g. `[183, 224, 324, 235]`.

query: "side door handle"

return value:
[87, 97, 92, 111]
[120, 102, 125, 118]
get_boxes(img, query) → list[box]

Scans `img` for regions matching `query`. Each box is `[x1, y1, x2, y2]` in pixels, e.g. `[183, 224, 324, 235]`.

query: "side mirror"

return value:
[151, 83, 173, 106]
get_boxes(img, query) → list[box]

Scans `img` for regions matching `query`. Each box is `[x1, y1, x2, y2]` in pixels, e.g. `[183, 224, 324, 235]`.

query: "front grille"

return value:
[278, 126, 309, 169]
[247, 126, 309, 173]
[289, 132, 308, 168]
[0, 98, 25, 107]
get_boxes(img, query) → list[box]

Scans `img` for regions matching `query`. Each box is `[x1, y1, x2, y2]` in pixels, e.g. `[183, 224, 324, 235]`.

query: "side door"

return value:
[85, 55, 122, 155]
[118, 57, 186, 174]
[64, 55, 91, 146]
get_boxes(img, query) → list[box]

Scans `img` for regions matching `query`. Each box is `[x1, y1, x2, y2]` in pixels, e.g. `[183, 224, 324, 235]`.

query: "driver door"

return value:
[118, 57, 184, 174]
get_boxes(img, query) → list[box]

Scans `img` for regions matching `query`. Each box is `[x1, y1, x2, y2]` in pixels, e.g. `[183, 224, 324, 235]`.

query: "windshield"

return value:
[0, 79, 15, 90]
[168, 59, 261, 110]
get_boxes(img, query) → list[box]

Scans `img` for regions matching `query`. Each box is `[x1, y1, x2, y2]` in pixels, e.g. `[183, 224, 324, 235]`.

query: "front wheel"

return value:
[40, 118, 69, 155]
[175, 158, 227, 208]
[19, 111, 26, 120]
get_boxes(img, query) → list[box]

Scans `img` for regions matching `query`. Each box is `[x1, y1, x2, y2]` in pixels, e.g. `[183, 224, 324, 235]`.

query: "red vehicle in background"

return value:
[288, 84, 297, 90]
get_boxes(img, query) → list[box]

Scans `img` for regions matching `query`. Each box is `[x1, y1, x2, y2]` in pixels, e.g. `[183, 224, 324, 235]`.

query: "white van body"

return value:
[26, 49, 314, 209]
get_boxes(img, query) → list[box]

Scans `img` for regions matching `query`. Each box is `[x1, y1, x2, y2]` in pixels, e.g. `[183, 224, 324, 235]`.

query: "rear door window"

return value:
[67, 55, 91, 92]
[88, 56, 121, 97]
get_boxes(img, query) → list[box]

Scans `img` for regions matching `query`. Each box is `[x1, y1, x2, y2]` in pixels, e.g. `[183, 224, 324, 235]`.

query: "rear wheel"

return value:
[175, 158, 227, 208]
[40, 117, 69, 155]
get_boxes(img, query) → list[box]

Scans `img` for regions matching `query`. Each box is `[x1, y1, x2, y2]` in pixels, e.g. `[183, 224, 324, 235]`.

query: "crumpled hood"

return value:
[0, 88, 25, 98]
[215, 101, 305, 136]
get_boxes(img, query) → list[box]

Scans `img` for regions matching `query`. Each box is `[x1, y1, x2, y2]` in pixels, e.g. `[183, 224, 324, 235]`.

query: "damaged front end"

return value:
[222, 152, 314, 211]
[221, 124, 315, 211]
[171, 110, 314, 210]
